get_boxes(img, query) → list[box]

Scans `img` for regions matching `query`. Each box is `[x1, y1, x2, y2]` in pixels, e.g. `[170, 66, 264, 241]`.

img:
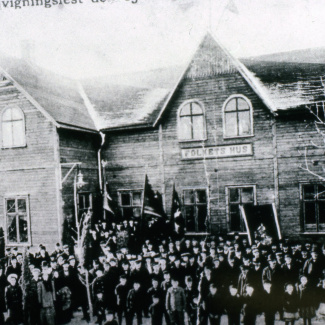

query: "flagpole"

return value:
[103, 162, 106, 222]
[140, 174, 147, 233]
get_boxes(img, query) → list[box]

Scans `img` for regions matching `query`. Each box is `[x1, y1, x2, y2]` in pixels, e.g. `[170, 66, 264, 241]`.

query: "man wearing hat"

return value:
[5, 273, 22, 325]
[5, 255, 21, 279]
[35, 245, 50, 269]
[147, 276, 165, 325]
[303, 247, 324, 287]
[0, 264, 6, 325]
[25, 268, 41, 325]
[165, 276, 186, 325]
[37, 271, 56, 325]
[50, 243, 62, 260]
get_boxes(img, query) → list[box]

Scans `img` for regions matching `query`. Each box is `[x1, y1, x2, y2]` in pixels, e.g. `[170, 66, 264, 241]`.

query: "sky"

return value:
[0, 0, 325, 78]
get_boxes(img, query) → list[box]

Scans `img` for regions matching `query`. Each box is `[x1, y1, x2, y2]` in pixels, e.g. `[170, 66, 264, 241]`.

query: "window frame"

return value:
[1, 106, 26, 149]
[300, 183, 325, 234]
[78, 192, 93, 215]
[222, 94, 254, 139]
[178, 99, 207, 142]
[182, 187, 209, 234]
[225, 185, 257, 234]
[4, 195, 31, 246]
[118, 189, 143, 220]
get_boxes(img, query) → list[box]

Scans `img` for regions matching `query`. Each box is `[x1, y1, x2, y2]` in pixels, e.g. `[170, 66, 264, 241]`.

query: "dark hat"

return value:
[253, 258, 261, 265]
[63, 245, 69, 249]
[68, 255, 76, 261]
[41, 261, 49, 268]
[7, 273, 18, 282]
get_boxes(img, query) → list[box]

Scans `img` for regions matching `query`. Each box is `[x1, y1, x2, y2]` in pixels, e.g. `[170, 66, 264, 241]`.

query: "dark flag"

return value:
[142, 175, 166, 219]
[170, 183, 185, 238]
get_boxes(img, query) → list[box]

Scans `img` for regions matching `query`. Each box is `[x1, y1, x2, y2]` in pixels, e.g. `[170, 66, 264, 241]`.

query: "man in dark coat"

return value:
[126, 280, 144, 325]
[25, 268, 41, 325]
[303, 248, 324, 287]
[205, 283, 223, 325]
[5, 273, 23, 325]
[0, 265, 7, 325]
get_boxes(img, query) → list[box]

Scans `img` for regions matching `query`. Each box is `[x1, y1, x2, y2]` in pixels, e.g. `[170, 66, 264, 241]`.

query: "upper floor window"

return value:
[1, 107, 26, 148]
[178, 101, 206, 141]
[223, 95, 253, 138]
[301, 184, 325, 232]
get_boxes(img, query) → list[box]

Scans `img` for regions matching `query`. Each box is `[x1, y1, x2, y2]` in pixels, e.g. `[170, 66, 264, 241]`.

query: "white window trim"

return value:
[4, 195, 31, 246]
[1, 106, 27, 149]
[225, 185, 257, 234]
[118, 189, 143, 217]
[182, 187, 210, 234]
[222, 94, 254, 139]
[78, 192, 93, 213]
[177, 99, 207, 142]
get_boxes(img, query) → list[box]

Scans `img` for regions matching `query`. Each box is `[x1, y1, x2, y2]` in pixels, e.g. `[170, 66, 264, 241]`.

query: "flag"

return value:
[170, 182, 182, 224]
[225, 0, 239, 14]
[142, 175, 166, 219]
[170, 183, 185, 237]
[103, 182, 115, 215]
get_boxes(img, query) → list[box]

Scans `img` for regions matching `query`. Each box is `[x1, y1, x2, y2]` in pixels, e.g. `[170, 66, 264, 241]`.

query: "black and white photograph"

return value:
[1, 0, 325, 324]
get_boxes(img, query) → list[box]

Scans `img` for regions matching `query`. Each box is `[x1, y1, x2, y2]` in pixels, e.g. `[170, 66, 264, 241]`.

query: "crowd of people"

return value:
[1, 219, 325, 325]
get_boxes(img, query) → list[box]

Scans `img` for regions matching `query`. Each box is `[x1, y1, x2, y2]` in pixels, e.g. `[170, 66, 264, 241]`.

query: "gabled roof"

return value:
[0, 56, 97, 132]
[80, 66, 184, 130]
[242, 60, 325, 111]
[1, 34, 325, 133]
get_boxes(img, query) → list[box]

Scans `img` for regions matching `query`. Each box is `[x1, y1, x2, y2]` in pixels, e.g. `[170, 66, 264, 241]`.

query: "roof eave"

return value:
[100, 122, 154, 132]
[57, 122, 99, 134]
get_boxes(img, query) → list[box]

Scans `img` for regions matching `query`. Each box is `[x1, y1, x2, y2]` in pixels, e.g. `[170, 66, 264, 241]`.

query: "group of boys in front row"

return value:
[1, 235, 325, 325]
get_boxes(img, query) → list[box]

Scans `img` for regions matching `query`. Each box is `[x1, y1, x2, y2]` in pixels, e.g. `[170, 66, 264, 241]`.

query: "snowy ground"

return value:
[69, 310, 325, 325]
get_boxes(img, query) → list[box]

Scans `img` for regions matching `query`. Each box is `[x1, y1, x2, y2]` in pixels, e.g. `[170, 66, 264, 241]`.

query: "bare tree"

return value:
[300, 78, 325, 183]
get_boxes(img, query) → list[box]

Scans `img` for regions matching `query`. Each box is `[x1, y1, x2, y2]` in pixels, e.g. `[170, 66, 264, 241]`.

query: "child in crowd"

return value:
[283, 283, 299, 325]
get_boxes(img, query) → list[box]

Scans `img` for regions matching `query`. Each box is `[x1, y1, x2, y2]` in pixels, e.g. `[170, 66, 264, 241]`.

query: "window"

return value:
[223, 95, 253, 138]
[1, 107, 26, 148]
[5, 196, 30, 244]
[227, 186, 255, 232]
[78, 192, 92, 215]
[178, 101, 205, 141]
[118, 190, 143, 219]
[301, 184, 325, 232]
[183, 189, 208, 232]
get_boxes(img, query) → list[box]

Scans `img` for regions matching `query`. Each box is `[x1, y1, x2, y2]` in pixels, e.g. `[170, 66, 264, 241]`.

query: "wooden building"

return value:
[0, 57, 101, 249]
[0, 32, 325, 248]
[84, 33, 325, 239]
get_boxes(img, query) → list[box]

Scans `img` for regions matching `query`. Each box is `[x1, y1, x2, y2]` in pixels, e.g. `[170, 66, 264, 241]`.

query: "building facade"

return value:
[0, 33, 325, 248]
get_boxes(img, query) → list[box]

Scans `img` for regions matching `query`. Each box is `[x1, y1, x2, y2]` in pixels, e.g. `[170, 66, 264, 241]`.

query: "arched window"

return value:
[178, 101, 205, 140]
[1, 107, 26, 148]
[223, 95, 253, 138]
